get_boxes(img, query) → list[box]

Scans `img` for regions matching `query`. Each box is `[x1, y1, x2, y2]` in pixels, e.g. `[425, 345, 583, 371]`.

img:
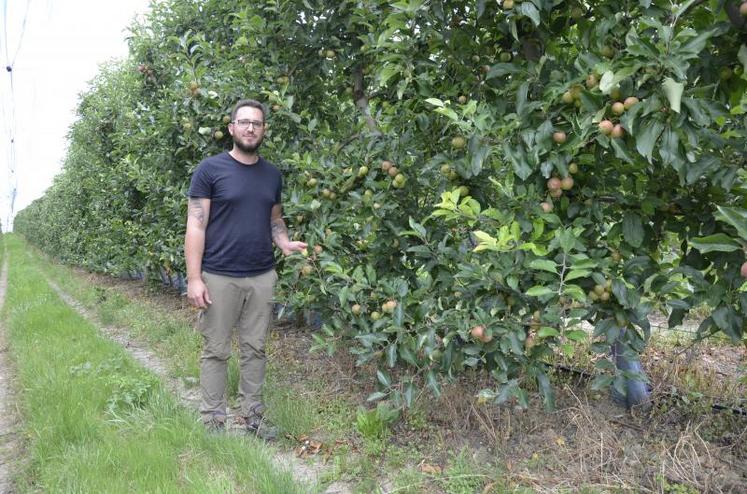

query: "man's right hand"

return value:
[187, 278, 212, 309]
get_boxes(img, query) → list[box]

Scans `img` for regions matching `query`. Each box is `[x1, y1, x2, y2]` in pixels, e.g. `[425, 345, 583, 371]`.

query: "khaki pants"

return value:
[198, 269, 277, 421]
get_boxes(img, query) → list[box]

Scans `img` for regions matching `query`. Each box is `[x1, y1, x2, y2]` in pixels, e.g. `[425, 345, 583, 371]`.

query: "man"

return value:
[185, 99, 306, 438]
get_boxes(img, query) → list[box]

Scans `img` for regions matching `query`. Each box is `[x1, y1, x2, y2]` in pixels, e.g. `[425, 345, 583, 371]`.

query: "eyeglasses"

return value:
[231, 119, 264, 129]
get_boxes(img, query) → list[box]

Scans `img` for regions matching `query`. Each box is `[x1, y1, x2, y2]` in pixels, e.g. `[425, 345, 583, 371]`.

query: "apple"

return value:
[549, 188, 563, 198]
[440, 164, 451, 176]
[598, 120, 614, 135]
[611, 124, 625, 138]
[500, 51, 512, 62]
[503, 0, 514, 9]
[457, 95, 467, 104]
[741, 2, 747, 16]
[560, 176, 574, 191]
[552, 131, 567, 144]
[741, 261, 747, 278]
[470, 325, 492, 343]
[351, 304, 362, 315]
[547, 177, 562, 191]
[451, 136, 466, 149]
[623, 96, 639, 109]
[388, 166, 399, 177]
[561, 91, 574, 104]
[306, 177, 318, 187]
[381, 160, 393, 172]
[540, 201, 553, 213]
[357, 166, 369, 177]
[301, 264, 313, 276]
[325, 49, 336, 59]
[213, 130, 224, 139]
[568, 162, 578, 174]
[586, 73, 598, 89]
[611, 102, 625, 115]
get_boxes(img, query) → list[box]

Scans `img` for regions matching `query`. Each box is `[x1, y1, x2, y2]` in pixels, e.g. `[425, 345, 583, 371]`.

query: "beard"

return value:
[233, 134, 263, 153]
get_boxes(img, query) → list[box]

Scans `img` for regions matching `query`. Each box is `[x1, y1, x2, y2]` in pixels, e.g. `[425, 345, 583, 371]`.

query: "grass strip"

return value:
[1, 235, 307, 493]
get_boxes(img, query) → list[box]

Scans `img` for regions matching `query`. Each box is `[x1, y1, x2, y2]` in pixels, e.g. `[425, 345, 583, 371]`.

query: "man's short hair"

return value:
[231, 99, 266, 122]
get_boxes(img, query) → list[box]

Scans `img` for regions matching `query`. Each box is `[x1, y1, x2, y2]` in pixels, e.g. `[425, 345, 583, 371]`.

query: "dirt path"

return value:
[0, 259, 22, 493]
[45, 278, 354, 494]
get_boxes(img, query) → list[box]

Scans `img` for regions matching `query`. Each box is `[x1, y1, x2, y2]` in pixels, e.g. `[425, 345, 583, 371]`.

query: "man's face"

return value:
[229, 106, 265, 153]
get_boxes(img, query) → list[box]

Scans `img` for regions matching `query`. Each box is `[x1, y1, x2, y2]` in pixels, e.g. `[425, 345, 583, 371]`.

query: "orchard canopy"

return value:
[15, 0, 747, 407]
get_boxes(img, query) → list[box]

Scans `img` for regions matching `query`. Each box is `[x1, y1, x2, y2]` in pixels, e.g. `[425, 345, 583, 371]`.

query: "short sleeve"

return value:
[274, 173, 283, 204]
[188, 161, 212, 198]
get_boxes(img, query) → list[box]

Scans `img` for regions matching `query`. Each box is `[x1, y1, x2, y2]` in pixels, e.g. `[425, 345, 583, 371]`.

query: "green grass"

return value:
[1, 235, 308, 493]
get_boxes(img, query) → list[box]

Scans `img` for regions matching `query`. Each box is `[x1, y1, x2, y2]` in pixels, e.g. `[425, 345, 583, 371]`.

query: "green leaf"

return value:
[526, 286, 554, 297]
[424, 98, 444, 107]
[610, 138, 634, 164]
[635, 120, 664, 163]
[565, 269, 591, 281]
[565, 330, 587, 342]
[537, 327, 559, 338]
[537, 372, 555, 411]
[426, 370, 441, 398]
[486, 63, 523, 79]
[711, 306, 743, 342]
[367, 391, 387, 402]
[672, 0, 700, 20]
[689, 234, 741, 254]
[528, 259, 557, 273]
[659, 128, 683, 171]
[715, 206, 747, 241]
[408, 217, 427, 239]
[662, 78, 684, 113]
[504, 143, 532, 181]
[519, 2, 540, 26]
[591, 374, 614, 391]
[434, 106, 459, 121]
[622, 213, 644, 248]
[599, 66, 638, 94]
[376, 370, 392, 387]
[738, 45, 747, 75]
[387, 344, 397, 367]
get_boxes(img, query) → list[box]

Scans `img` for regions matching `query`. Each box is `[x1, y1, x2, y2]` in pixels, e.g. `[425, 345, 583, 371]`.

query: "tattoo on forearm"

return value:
[188, 199, 205, 225]
[271, 218, 288, 241]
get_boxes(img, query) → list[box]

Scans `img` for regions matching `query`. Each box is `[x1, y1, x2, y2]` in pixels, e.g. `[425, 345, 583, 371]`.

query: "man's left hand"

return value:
[281, 240, 308, 256]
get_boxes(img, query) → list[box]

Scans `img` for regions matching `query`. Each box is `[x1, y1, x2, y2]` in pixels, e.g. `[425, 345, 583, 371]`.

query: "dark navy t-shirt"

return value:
[188, 152, 282, 277]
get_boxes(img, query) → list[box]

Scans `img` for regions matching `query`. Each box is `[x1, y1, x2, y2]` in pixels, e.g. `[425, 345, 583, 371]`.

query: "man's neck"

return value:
[229, 148, 260, 165]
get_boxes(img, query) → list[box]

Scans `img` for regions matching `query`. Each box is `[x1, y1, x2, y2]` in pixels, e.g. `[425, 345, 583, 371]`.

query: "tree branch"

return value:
[352, 64, 382, 136]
